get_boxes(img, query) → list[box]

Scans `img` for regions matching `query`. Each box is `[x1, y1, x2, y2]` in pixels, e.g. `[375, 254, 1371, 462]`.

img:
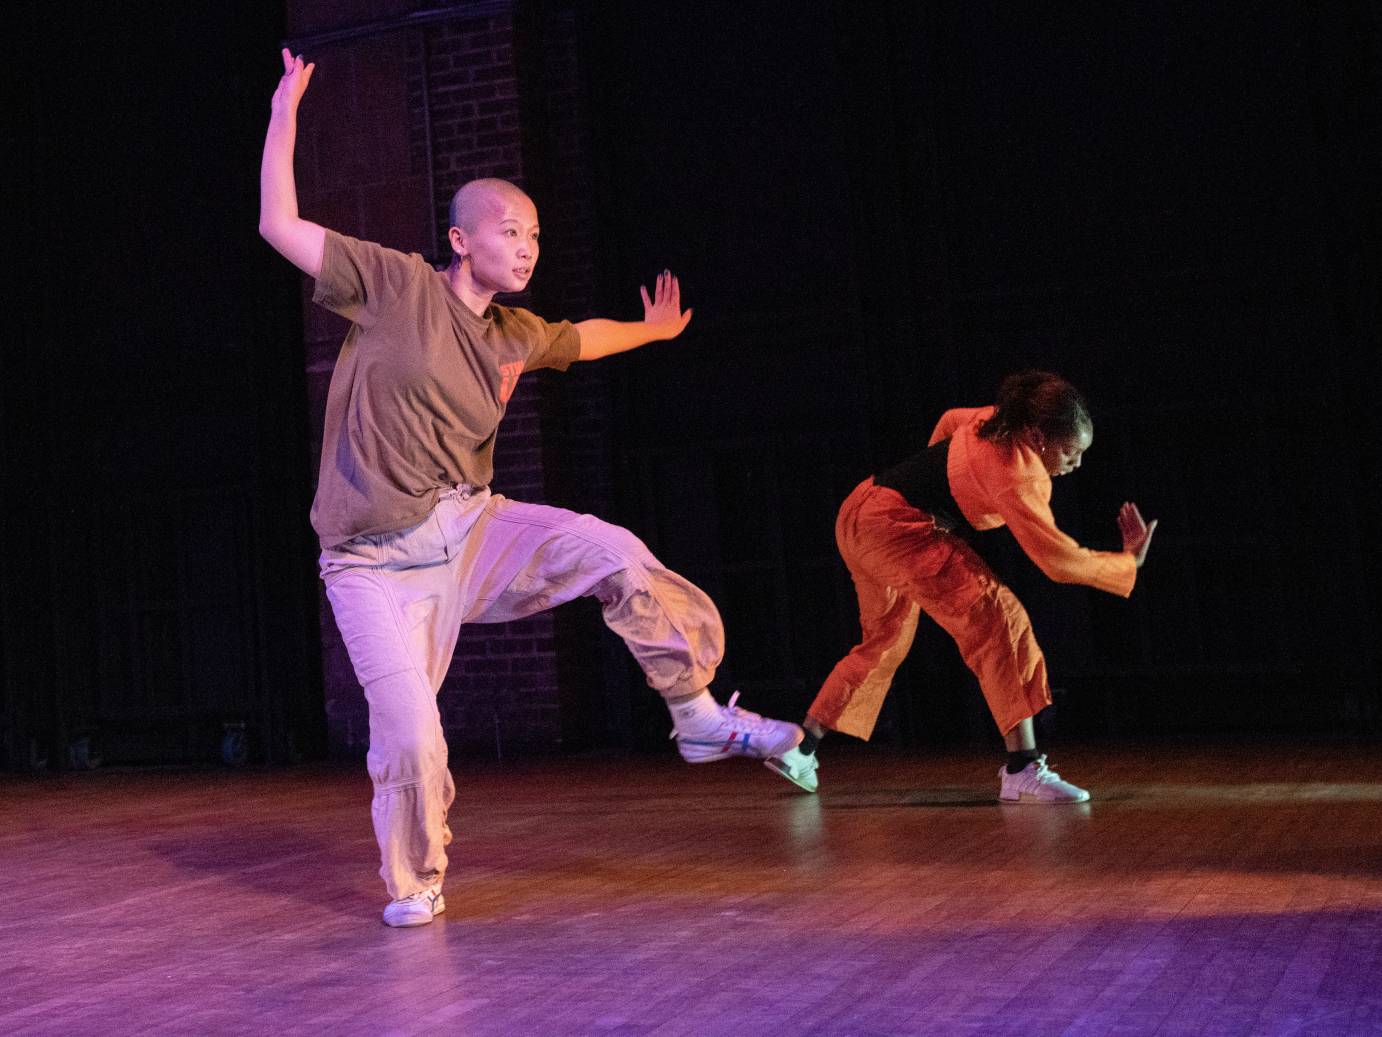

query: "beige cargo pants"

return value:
[320, 486, 723, 899]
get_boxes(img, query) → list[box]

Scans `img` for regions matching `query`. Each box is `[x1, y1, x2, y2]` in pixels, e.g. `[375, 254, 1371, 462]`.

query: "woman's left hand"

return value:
[1118, 502, 1157, 568]
[639, 269, 693, 340]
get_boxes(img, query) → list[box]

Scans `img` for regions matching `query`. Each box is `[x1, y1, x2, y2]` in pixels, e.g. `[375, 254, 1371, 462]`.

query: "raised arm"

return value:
[259, 49, 326, 278]
[574, 270, 693, 361]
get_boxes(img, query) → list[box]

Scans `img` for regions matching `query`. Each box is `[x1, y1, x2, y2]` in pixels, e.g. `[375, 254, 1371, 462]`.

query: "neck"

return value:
[446, 259, 495, 318]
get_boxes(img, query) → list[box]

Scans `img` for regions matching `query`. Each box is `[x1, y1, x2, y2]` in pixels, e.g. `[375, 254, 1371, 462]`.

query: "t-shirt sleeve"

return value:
[511, 310, 581, 373]
[994, 477, 1137, 597]
[311, 230, 419, 329]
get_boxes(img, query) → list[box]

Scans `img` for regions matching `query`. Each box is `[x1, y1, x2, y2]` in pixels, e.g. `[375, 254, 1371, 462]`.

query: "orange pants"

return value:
[807, 479, 1051, 739]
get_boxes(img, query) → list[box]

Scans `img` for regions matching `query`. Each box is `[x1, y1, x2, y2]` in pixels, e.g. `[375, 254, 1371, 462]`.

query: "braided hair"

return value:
[977, 370, 1091, 444]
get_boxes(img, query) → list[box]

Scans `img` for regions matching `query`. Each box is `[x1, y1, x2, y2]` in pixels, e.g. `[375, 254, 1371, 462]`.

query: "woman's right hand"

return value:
[1118, 502, 1157, 568]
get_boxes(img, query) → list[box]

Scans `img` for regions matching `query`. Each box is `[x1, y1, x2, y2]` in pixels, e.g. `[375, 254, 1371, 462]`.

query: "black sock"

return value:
[799, 729, 820, 756]
[1005, 748, 1040, 774]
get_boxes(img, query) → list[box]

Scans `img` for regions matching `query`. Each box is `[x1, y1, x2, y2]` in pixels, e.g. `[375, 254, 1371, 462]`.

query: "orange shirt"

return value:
[930, 406, 1136, 598]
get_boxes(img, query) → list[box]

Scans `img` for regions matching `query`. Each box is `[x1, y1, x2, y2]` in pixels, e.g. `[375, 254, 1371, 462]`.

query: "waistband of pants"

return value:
[864, 478, 967, 538]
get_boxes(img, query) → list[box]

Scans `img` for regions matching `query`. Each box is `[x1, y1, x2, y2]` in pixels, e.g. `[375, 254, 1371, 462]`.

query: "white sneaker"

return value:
[998, 755, 1089, 804]
[764, 746, 819, 793]
[672, 692, 803, 763]
[382, 884, 444, 927]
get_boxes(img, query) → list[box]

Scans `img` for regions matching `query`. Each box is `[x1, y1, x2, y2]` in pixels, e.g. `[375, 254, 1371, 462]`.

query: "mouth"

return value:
[512, 267, 531, 279]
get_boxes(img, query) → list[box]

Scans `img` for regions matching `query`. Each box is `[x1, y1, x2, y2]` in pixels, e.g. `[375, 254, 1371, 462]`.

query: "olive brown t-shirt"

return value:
[310, 230, 581, 548]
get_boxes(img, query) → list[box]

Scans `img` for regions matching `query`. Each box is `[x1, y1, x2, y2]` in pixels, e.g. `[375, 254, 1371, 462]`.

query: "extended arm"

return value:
[259, 49, 326, 278]
[999, 485, 1140, 596]
[574, 270, 693, 361]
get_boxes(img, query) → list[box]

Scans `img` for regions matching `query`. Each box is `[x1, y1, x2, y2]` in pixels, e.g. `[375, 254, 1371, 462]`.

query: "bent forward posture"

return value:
[768, 371, 1155, 803]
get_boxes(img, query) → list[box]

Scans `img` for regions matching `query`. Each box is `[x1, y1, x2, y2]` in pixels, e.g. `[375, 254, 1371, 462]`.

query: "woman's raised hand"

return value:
[1118, 502, 1157, 568]
[271, 48, 315, 118]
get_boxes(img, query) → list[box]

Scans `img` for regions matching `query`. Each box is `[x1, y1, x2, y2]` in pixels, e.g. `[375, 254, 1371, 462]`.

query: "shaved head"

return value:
[448, 178, 534, 233]
[444, 177, 541, 295]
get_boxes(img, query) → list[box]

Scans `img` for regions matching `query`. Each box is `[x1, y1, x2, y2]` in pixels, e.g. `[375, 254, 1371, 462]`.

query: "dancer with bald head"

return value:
[260, 51, 801, 926]
[450, 177, 527, 231]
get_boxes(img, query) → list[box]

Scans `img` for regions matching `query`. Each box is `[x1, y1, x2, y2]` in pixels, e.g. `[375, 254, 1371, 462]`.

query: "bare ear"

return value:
[447, 225, 467, 258]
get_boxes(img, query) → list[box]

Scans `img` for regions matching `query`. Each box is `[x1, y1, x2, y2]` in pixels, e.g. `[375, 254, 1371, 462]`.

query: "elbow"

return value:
[1037, 562, 1082, 586]
[258, 211, 296, 247]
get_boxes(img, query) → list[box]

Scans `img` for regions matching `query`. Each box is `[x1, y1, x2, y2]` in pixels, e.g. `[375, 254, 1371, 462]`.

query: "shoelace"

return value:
[720, 691, 778, 732]
[669, 690, 772, 739]
[1030, 755, 1065, 782]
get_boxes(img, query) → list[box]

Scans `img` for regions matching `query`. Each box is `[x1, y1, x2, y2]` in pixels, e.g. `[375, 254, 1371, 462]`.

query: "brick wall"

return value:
[514, 3, 631, 750]
[288, 0, 607, 758]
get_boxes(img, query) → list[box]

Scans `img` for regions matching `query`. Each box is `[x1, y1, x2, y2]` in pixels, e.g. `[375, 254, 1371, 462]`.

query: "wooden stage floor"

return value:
[3, 739, 1381, 1036]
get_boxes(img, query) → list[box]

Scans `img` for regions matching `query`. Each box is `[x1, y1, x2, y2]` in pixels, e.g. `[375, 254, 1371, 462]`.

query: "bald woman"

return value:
[260, 50, 801, 927]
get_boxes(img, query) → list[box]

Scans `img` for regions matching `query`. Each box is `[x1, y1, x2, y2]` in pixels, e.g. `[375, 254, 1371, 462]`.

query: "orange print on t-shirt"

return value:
[498, 361, 524, 403]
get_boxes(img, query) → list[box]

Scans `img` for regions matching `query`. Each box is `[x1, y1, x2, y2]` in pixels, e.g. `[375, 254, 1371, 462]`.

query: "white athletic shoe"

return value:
[998, 755, 1089, 804]
[764, 745, 820, 793]
[382, 884, 445, 927]
[673, 692, 803, 763]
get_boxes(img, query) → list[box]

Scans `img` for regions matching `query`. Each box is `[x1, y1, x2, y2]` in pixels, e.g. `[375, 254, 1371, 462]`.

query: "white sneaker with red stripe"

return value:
[672, 692, 803, 763]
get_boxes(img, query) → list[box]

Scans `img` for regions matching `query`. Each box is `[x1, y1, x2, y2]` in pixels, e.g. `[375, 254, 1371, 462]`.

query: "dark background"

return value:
[4, 1, 1379, 771]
